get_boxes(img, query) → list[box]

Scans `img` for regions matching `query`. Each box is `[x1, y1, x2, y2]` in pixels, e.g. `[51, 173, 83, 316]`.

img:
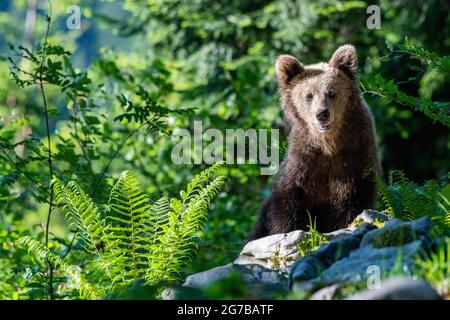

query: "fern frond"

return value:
[106, 171, 153, 284]
[375, 173, 396, 216]
[377, 170, 450, 234]
[19, 236, 101, 299]
[145, 163, 227, 284]
[52, 178, 113, 280]
[52, 178, 104, 254]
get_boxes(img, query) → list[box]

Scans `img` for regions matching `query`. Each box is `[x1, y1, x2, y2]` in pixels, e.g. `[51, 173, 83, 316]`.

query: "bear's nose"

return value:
[315, 109, 330, 122]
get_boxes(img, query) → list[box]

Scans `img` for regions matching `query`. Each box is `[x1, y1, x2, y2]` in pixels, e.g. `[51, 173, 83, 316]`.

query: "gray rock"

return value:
[290, 224, 375, 284]
[184, 263, 235, 289]
[352, 209, 391, 226]
[319, 211, 387, 241]
[347, 277, 441, 300]
[310, 283, 343, 300]
[234, 264, 288, 287]
[318, 239, 425, 283]
[410, 216, 433, 234]
[323, 228, 354, 241]
[183, 263, 289, 299]
[183, 215, 436, 300]
[235, 230, 309, 270]
[161, 287, 178, 300]
[360, 216, 432, 247]
[290, 281, 319, 300]
[290, 256, 326, 282]
[233, 255, 264, 267]
[235, 212, 384, 273]
[161, 286, 204, 300]
[312, 232, 361, 265]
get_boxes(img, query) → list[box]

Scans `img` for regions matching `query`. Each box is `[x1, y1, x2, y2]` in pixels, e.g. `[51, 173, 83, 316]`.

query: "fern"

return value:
[19, 236, 102, 299]
[146, 164, 228, 284]
[52, 178, 113, 281]
[105, 171, 154, 286]
[52, 179, 105, 254]
[19, 163, 227, 298]
[376, 171, 450, 234]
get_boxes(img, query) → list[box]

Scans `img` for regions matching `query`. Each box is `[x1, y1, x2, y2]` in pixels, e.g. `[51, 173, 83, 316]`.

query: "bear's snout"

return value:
[315, 109, 330, 122]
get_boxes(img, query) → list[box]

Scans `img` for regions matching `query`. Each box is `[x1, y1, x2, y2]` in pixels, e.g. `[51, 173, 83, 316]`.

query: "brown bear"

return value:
[249, 45, 381, 240]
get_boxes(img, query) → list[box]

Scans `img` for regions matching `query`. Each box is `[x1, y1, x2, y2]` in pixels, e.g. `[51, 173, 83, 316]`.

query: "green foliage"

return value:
[0, 225, 35, 299]
[201, 271, 249, 300]
[415, 238, 450, 298]
[19, 236, 99, 298]
[19, 163, 227, 299]
[376, 171, 450, 234]
[363, 39, 450, 127]
[364, 73, 450, 127]
[298, 212, 328, 257]
[395, 38, 450, 74]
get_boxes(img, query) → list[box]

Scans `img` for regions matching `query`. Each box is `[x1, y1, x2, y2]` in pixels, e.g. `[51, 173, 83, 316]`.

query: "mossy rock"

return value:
[372, 218, 387, 228]
[350, 217, 386, 229]
[348, 210, 390, 229]
[372, 225, 417, 248]
[349, 218, 364, 229]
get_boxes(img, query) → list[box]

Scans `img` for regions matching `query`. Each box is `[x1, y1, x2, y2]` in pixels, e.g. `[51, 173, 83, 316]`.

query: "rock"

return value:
[290, 224, 375, 284]
[290, 281, 320, 300]
[410, 216, 433, 234]
[323, 228, 354, 241]
[290, 256, 326, 282]
[183, 263, 289, 299]
[235, 264, 289, 299]
[161, 287, 178, 300]
[310, 283, 343, 300]
[184, 263, 235, 289]
[233, 255, 264, 267]
[235, 264, 288, 287]
[161, 286, 204, 300]
[312, 230, 362, 265]
[322, 211, 388, 241]
[347, 277, 442, 300]
[235, 213, 384, 274]
[371, 224, 416, 248]
[352, 223, 378, 238]
[349, 209, 390, 229]
[184, 262, 288, 289]
[235, 230, 309, 270]
[290, 219, 433, 297]
[360, 216, 432, 247]
[182, 215, 437, 300]
[318, 239, 425, 283]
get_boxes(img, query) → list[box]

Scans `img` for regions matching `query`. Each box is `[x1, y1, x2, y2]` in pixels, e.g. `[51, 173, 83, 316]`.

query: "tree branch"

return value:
[39, 1, 55, 300]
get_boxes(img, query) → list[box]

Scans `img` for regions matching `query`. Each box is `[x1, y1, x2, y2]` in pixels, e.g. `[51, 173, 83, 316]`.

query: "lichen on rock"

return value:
[371, 224, 416, 248]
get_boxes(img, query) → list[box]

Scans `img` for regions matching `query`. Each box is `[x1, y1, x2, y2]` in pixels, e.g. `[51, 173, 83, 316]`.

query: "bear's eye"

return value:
[328, 90, 336, 99]
[305, 93, 313, 102]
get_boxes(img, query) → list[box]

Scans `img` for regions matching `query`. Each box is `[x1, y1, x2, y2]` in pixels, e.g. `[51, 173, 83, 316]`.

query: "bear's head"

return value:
[275, 45, 359, 137]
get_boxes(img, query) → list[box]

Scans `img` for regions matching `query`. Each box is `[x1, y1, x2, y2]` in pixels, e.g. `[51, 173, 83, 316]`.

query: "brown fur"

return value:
[249, 45, 381, 240]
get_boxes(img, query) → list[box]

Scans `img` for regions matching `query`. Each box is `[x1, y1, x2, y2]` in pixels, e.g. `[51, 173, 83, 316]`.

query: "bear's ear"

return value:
[329, 45, 358, 77]
[275, 55, 304, 86]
